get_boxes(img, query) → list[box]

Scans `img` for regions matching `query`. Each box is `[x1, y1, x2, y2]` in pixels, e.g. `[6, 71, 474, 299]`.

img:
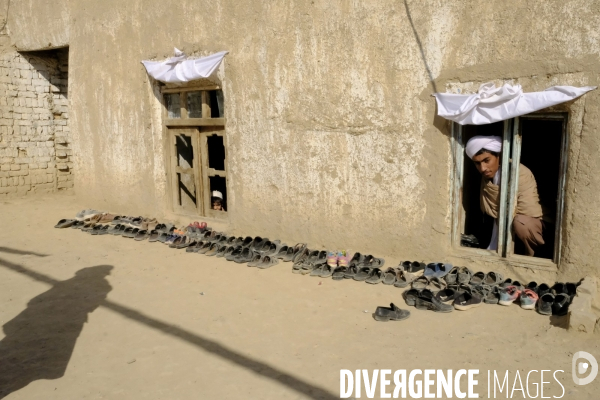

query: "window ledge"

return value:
[451, 247, 558, 272]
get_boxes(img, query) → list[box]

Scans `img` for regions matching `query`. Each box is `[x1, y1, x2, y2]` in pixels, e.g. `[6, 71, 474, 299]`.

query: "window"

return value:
[162, 86, 227, 218]
[451, 113, 568, 264]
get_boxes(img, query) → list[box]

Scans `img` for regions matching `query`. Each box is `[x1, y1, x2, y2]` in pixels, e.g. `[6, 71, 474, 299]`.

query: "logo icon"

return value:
[572, 351, 598, 386]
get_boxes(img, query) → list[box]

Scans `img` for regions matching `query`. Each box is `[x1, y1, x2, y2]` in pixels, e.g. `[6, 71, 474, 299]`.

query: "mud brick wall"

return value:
[0, 49, 72, 197]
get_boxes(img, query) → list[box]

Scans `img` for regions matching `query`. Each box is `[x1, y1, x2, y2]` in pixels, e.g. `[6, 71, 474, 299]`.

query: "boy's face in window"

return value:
[472, 151, 500, 180]
[212, 201, 223, 211]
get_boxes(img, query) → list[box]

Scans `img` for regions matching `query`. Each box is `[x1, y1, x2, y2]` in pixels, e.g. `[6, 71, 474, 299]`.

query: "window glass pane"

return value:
[209, 90, 224, 118]
[207, 134, 225, 171]
[165, 94, 181, 118]
[187, 91, 203, 118]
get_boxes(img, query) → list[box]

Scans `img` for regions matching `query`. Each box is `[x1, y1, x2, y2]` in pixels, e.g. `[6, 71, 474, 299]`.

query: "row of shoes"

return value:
[58, 210, 582, 318]
[401, 264, 580, 315]
[55, 210, 317, 269]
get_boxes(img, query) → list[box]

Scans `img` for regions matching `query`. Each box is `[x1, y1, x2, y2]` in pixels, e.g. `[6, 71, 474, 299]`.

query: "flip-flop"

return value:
[122, 227, 134, 237]
[257, 255, 279, 269]
[382, 267, 397, 285]
[365, 268, 385, 284]
[97, 225, 110, 235]
[54, 219, 76, 228]
[128, 228, 140, 238]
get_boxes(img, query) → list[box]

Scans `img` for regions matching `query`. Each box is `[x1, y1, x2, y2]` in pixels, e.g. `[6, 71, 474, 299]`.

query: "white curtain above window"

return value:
[434, 82, 596, 125]
[142, 49, 228, 83]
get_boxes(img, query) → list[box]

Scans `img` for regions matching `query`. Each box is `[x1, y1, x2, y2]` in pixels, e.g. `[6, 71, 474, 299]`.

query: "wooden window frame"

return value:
[451, 113, 568, 268]
[162, 86, 228, 219]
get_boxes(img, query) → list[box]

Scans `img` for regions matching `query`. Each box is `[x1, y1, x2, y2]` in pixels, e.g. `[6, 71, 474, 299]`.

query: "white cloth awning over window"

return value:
[434, 82, 596, 125]
[142, 48, 228, 83]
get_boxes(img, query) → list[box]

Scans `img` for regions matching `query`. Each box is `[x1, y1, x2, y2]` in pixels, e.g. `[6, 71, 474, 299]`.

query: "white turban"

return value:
[465, 135, 502, 159]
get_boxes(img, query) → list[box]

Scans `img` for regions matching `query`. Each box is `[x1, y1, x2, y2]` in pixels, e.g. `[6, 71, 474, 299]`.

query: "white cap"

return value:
[212, 190, 223, 199]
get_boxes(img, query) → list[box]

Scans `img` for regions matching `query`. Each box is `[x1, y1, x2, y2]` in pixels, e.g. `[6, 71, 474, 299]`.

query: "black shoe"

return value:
[537, 283, 551, 297]
[526, 281, 539, 294]
[373, 303, 411, 321]
[403, 289, 421, 307]
[537, 293, 554, 315]
[565, 282, 578, 301]
[551, 282, 567, 295]
[552, 293, 570, 316]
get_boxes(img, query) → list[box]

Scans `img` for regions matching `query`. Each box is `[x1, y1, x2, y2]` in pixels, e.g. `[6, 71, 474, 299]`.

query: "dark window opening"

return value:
[209, 176, 227, 212]
[461, 121, 504, 249]
[207, 134, 225, 171]
[209, 90, 224, 118]
[516, 118, 562, 259]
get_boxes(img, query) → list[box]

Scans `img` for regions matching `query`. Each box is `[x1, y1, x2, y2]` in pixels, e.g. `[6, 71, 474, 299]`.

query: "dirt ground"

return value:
[0, 193, 598, 400]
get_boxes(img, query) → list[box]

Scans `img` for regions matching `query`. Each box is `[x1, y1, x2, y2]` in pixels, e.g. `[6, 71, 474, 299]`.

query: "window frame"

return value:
[450, 113, 568, 267]
[161, 85, 228, 219]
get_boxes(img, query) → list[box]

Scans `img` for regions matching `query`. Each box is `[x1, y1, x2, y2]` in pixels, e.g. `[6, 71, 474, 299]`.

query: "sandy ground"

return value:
[0, 193, 599, 400]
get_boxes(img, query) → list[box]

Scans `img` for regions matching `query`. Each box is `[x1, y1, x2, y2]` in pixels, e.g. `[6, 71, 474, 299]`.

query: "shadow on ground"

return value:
[0, 259, 112, 399]
[0, 252, 338, 400]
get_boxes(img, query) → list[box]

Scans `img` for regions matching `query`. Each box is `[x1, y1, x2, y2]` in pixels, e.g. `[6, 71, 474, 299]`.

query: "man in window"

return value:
[466, 135, 548, 257]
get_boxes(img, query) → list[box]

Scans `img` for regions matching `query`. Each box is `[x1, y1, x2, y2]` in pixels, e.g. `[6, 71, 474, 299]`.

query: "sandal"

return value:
[257, 255, 279, 269]
[382, 267, 397, 285]
[54, 219, 76, 228]
[394, 270, 418, 288]
[365, 268, 385, 284]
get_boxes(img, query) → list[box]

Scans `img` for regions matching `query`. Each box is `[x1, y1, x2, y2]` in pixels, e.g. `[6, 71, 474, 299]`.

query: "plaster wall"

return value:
[6, 0, 600, 283]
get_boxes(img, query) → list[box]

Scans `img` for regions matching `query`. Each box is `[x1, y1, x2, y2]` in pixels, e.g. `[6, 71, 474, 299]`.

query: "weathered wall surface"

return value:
[7, 1, 600, 282]
[0, 47, 72, 198]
